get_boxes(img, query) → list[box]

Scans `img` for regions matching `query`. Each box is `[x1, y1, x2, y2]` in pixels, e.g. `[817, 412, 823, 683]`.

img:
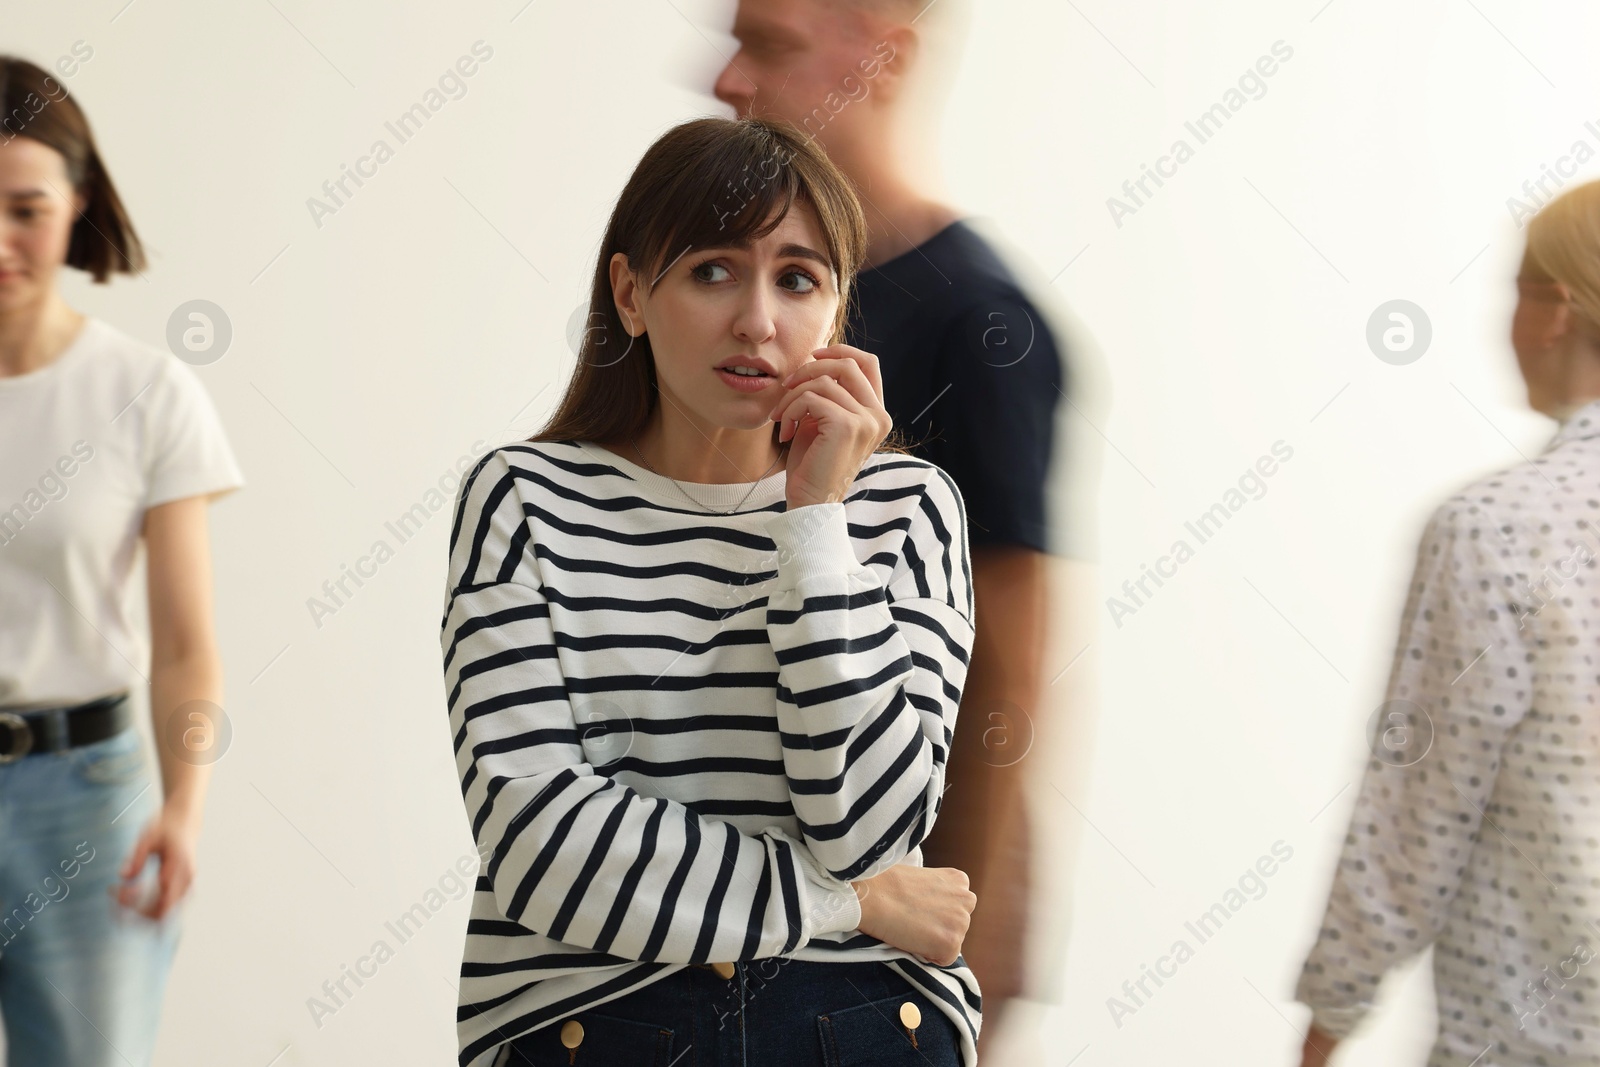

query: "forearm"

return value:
[148, 649, 221, 825]
[471, 767, 861, 961]
[945, 547, 1048, 890]
[765, 504, 973, 880]
[142, 494, 224, 828]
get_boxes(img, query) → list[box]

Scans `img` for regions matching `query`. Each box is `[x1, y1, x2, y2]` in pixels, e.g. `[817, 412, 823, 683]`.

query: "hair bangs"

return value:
[637, 134, 814, 289]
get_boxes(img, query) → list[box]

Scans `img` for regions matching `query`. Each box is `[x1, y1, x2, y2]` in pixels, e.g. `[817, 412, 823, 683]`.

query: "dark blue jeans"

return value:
[501, 958, 964, 1067]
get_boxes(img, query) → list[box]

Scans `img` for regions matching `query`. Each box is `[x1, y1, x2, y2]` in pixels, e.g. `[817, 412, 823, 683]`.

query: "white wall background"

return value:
[7, 1, 1600, 1064]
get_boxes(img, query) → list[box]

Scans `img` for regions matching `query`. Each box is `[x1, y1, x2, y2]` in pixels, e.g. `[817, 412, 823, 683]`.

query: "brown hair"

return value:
[0, 56, 145, 282]
[1524, 178, 1600, 335]
[531, 116, 907, 454]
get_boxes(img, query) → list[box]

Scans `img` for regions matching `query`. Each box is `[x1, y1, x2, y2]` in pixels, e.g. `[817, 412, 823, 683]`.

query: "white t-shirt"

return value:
[0, 316, 244, 708]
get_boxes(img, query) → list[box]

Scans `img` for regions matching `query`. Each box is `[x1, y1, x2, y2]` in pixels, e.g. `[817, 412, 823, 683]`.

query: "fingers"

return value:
[768, 370, 867, 425]
[769, 347, 890, 448]
[117, 833, 160, 916]
[148, 851, 188, 919]
[114, 829, 192, 919]
[770, 376, 891, 447]
[772, 381, 856, 445]
[825, 347, 889, 404]
[782, 347, 883, 409]
[118, 829, 154, 884]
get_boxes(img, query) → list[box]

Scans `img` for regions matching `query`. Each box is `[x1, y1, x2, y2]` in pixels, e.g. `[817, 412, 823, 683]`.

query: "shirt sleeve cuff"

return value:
[787, 828, 862, 936]
[807, 881, 863, 936]
[765, 502, 860, 588]
[1305, 1002, 1368, 1041]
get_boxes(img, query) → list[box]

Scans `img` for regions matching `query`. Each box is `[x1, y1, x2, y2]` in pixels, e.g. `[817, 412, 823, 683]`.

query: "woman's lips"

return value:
[715, 367, 776, 393]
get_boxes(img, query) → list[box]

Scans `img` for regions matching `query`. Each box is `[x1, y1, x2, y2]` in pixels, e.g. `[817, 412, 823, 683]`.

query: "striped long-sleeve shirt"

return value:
[439, 438, 981, 1067]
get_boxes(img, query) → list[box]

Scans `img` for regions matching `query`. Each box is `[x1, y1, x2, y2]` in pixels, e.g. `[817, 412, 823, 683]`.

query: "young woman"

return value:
[441, 117, 981, 1066]
[0, 56, 242, 1064]
[1294, 178, 1600, 1067]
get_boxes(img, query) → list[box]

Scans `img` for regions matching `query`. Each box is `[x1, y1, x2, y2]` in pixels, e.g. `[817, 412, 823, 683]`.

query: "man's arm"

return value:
[943, 545, 1048, 937]
[919, 293, 1064, 1016]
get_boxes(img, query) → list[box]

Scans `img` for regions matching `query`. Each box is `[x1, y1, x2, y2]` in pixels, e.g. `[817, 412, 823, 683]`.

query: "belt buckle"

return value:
[0, 711, 33, 764]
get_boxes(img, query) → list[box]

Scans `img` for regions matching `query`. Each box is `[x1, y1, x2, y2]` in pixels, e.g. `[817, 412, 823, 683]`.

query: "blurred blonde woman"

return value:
[1295, 178, 1600, 1066]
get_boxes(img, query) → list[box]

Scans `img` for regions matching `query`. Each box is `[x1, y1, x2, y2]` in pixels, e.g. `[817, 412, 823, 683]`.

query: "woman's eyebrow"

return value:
[776, 243, 831, 269]
[697, 241, 832, 271]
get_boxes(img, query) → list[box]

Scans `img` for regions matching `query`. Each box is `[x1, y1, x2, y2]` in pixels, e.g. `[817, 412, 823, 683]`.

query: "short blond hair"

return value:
[1525, 178, 1600, 331]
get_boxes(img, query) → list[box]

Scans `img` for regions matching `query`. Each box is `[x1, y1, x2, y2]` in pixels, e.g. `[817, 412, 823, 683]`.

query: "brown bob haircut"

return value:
[531, 116, 906, 454]
[0, 55, 144, 282]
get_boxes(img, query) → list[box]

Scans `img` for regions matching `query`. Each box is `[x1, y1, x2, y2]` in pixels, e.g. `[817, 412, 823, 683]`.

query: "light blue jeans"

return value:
[0, 727, 180, 1066]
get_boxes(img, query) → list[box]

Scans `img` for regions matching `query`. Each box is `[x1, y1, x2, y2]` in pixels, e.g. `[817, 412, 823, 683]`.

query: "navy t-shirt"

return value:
[846, 220, 1065, 554]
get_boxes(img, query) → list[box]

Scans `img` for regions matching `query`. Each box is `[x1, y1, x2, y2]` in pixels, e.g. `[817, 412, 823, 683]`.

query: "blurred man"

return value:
[713, 2, 1096, 1057]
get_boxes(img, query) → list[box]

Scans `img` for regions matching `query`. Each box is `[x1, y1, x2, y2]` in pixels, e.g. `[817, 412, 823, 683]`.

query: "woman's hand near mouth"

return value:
[767, 344, 892, 509]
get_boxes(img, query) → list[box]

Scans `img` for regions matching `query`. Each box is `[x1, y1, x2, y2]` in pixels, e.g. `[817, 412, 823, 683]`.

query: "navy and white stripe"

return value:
[440, 439, 980, 1067]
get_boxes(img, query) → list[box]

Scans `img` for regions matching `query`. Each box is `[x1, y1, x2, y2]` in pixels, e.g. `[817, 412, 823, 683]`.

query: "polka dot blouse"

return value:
[1297, 399, 1600, 1066]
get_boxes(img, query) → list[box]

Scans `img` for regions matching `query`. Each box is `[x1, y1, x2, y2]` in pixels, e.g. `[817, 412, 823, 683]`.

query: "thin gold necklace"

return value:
[629, 435, 786, 515]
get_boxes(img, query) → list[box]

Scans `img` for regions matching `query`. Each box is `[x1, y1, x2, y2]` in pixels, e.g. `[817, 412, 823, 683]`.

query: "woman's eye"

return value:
[692, 261, 731, 283]
[780, 269, 820, 293]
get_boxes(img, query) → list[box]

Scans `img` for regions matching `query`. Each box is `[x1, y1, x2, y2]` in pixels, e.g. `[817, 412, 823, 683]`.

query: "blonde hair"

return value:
[1524, 178, 1600, 333]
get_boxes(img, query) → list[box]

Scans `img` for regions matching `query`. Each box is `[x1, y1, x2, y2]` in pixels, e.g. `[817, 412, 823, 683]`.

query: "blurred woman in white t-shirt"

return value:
[0, 55, 243, 1065]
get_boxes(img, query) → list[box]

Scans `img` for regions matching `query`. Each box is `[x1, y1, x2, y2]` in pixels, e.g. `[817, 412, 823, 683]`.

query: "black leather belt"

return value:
[0, 692, 132, 763]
